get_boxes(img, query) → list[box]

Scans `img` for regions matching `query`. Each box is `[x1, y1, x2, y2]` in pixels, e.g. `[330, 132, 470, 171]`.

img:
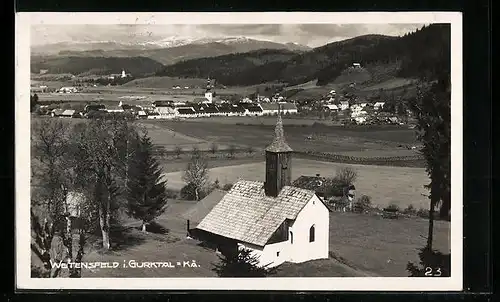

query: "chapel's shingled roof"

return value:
[265, 114, 293, 153]
[195, 180, 315, 247]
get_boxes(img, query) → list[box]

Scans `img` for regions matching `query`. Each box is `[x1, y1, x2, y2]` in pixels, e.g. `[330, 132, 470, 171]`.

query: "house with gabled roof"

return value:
[190, 108, 330, 267]
[259, 102, 298, 116]
[183, 189, 227, 238]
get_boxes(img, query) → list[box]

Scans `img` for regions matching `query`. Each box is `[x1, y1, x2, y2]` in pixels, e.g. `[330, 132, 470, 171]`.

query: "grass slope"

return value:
[31, 56, 165, 77]
[162, 158, 430, 209]
[143, 120, 418, 154]
[44, 200, 448, 278]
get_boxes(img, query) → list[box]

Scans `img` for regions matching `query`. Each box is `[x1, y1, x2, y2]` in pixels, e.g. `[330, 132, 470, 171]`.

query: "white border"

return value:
[16, 12, 463, 291]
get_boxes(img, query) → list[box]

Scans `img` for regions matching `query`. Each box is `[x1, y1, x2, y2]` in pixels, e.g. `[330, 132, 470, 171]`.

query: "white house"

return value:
[339, 101, 350, 111]
[105, 105, 124, 113]
[350, 104, 367, 118]
[260, 102, 298, 116]
[175, 107, 198, 118]
[155, 106, 176, 119]
[374, 102, 386, 110]
[323, 104, 339, 111]
[353, 63, 361, 68]
[191, 114, 330, 268]
[51, 109, 76, 118]
[354, 116, 368, 124]
[58, 86, 78, 93]
[66, 191, 85, 218]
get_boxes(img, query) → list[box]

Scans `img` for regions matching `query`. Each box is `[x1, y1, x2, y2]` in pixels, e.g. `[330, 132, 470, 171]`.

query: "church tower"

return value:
[204, 77, 213, 103]
[264, 105, 293, 197]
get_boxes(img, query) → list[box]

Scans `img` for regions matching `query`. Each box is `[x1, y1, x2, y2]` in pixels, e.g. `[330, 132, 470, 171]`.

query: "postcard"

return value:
[16, 11, 462, 291]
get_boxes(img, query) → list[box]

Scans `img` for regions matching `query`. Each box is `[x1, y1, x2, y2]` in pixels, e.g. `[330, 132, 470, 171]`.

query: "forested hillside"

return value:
[156, 24, 450, 86]
[155, 48, 298, 85]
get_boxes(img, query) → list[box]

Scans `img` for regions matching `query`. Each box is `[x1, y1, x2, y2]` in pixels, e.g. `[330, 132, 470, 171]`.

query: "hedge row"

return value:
[151, 146, 425, 167]
[152, 147, 263, 158]
[294, 151, 426, 168]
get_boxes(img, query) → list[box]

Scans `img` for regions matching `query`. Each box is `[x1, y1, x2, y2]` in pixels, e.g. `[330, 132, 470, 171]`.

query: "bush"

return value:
[165, 189, 178, 199]
[407, 247, 450, 277]
[325, 183, 345, 198]
[353, 195, 372, 213]
[247, 146, 255, 155]
[180, 183, 207, 201]
[174, 146, 182, 159]
[222, 183, 233, 191]
[213, 178, 220, 189]
[210, 142, 219, 154]
[403, 204, 418, 215]
[212, 248, 277, 277]
[385, 203, 400, 212]
[416, 208, 430, 218]
[227, 145, 237, 158]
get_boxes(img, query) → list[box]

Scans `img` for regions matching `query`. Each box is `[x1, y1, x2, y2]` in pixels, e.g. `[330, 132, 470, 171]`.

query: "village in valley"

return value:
[29, 23, 451, 279]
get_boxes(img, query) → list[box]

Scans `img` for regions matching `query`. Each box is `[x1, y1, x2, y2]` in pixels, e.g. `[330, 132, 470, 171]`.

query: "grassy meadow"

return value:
[161, 158, 430, 210]
[141, 119, 419, 155]
[39, 199, 449, 278]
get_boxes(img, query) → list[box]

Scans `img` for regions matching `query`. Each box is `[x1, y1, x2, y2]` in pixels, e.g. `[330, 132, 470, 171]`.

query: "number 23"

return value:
[425, 267, 442, 277]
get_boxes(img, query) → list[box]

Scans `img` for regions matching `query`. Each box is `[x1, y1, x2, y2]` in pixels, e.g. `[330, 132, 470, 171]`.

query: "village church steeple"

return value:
[264, 105, 293, 197]
[204, 77, 213, 103]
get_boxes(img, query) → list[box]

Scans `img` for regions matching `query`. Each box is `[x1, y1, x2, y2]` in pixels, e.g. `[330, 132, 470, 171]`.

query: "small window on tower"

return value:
[276, 251, 280, 257]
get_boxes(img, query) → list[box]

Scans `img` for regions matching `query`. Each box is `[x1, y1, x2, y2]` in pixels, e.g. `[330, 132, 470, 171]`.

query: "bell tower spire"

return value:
[204, 77, 213, 103]
[264, 104, 293, 197]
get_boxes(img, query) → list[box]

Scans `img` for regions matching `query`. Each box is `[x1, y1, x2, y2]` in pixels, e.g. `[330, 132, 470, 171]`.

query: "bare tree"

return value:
[30, 210, 60, 278]
[227, 144, 237, 159]
[174, 145, 182, 159]
[335, 166, 358, 186]
[246, 145, 255, 155]
[31, 119, 71, 221]
[192, 145, 200, 154]
[182, 151, 210, 201]
[210, 142, 219, 154]
[70, 118, 126, 250]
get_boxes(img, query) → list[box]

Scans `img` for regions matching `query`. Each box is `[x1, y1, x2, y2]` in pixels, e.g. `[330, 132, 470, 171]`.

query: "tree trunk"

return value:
[101, 226, 110, 250]
[427, 180, 439, 250]
[195, 188, 199, 201]
[427, 202, 435, 250]
[99, 205, 111, 250]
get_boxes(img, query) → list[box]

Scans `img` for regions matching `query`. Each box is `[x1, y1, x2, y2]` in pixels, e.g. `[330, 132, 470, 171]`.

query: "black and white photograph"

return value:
[15, 12, 462, 291]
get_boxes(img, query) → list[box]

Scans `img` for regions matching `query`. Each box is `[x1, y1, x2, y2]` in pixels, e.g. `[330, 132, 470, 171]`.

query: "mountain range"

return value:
[31, 24, 450, 87]
[31, 37, 311, 65]
[156, 24, 450, 86]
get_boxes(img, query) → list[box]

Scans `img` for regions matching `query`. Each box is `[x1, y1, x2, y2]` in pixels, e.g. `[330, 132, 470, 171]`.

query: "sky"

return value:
[31, 24, 425, 48]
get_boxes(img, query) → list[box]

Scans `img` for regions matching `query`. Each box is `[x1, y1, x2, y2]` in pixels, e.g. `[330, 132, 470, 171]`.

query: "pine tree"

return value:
[126, 131, 168, 232]
[31, 93, 39, 112]
[212, 248, 278, 277]
[411, 76, 451, 250]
